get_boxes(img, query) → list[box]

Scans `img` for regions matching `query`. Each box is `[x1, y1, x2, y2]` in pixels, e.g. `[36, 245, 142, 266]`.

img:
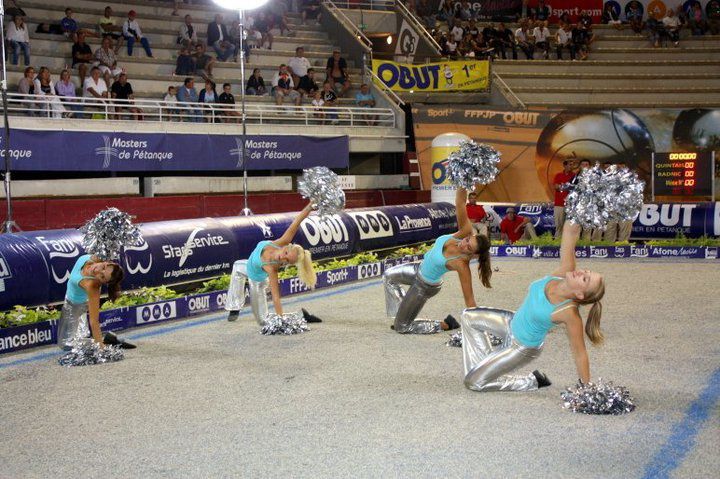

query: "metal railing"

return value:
[394, 0, 443, 55]
[365, 67, 404, 106]
[491, 71, 526, 109]
[3, 93, 398, 127]
[327, 0, 394, 10]
[323, 0, 374, 52]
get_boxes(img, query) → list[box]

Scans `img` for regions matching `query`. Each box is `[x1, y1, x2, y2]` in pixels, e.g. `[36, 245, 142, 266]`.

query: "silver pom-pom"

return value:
[565, 165, 645, 230]
[58, 337, 125, 367]
[561, 379, 636, 415]
[445, 140, 501, 189]
[445, 331, 502, 348]
[297, 166, 346, 219]
[261, 312, 308, 335]
[80, 208, 144, 260]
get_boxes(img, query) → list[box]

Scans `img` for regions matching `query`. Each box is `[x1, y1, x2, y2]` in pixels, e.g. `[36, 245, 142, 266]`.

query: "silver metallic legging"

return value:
[461, 307, 542, 392]
[225, 259, 270, 325]
[57, 299, 89, 350]
[383, 262, 443, 334]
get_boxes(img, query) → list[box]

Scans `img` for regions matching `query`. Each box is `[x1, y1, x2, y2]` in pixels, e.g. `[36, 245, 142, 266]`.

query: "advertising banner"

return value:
[371, 59, 490, 92]
[0, 129, 349, 171]
[603, 0, 716, 21]
[412, 105, 720, 203]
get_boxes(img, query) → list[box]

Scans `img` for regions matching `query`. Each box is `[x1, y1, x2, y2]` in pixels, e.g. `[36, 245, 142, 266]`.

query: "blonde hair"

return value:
[575, 278, 606, 345]
[290, 244, 316, 289]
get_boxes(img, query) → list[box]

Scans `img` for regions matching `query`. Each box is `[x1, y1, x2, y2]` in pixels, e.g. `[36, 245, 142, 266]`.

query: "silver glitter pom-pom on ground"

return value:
[445, 140, 501, 190]
[561, 379, 636, 415]
[261, 312, 309, 335]
[445, 331, 502, 348]
[58, 337, 125, 367]
[297, 166, 346, 219]
[80, 207, 144, 260]
[565, 165, 645, 230]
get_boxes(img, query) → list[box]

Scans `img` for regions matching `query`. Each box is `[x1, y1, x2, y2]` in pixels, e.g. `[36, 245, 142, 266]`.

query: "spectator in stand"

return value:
[122, 10, 153, 57]
[663, 9, 682, 46]
[572, 23, 590, 60]
[217, 83, 240, 123]
[321, 80, 338, 124]
[193, 43, 216, 80]
[61, 8, 98, 43]
[688, 3, 707, 35]
[553, 160, 575, 238]
[288, 46, 312, 91]
[579, 11, 596, 45]
[416, 0, 437, 30]
[450, 21, 465, 45]
[311, 90, 325, 123]
[98, 6, 123, 53]
[6, 15, 30, 66]
[94, 36, 123, 86]
[438, 0, 456, 28]
[515, 22, 535, 59]
[518, 0, 532, 21]
[708, 0, 720, 34]
[177, 77, 202, 122]
[532, 20, 551, 59]
[72, 32, 93, 86]
[496, 22, 517, 59]
[268, 0, 293, 36]
[246, 68, 267, 95]
[500, 208, 537, 244]
[457, 1, 475, 21]
[178, 14, 199, 49]
[163, 86, 179, 121]
[602, 3, 623, 29]
[34, 66, 67, 119]
[17, 66, 36, 115]
[558, 12, 572, 24]
[55, 69, 83, 115]
[301, 0, 322, 25]
[111, 72, 143, 120]
[83, 66, 110, 115]
[273, 64, 301, 106]
[207, 14, 236, 62]
[355, 83, 376, 126]
[231, 16, 256, 63]
[534, 0, 550, 21]
[466, 19, 480, 39]
[297, 68, 320, 100]
[326, 50, 351, 97]
[482, 23, 501, 56]
[445, 35, 459, 58]
[254, 11, 274, 50]
[175, 46, 195, 75]
[626, 2, 644, 35]
[556, 22, 575, 60]
[466, 192, 488, 237]
[198, 80, 219, 122]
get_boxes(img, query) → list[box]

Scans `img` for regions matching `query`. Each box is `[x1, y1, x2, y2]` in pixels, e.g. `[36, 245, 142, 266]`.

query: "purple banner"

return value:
[0, 129, 349, 171]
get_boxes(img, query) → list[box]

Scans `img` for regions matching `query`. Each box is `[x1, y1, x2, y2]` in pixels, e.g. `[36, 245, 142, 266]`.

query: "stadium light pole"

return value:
[213, 0, 269, 216]
[0, 0, 19, 233]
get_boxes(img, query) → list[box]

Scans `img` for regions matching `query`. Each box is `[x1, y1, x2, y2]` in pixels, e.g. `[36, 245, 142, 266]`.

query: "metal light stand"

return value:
[238, 9, 252, 216]
[0, 0, 19, 233]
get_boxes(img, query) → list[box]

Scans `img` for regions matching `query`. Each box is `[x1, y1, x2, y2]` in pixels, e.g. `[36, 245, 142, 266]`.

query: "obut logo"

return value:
[348, 211, 393, 240]
[300, 216, 349, 246]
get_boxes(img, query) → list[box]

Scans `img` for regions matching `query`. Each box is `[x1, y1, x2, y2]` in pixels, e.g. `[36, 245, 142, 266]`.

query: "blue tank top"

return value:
[511, 276, 573, 347]
[246, 240, 281, 282]
[65, 254, 96, 304]
[419, 234, 465, 284]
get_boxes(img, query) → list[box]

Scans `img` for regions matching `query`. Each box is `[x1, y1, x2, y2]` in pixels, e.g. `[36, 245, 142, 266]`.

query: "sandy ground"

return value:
[0, 258, 718, 479]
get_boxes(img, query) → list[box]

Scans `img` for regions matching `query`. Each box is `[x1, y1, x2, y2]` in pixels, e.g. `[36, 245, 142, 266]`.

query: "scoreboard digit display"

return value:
[652, 151, 716, 199]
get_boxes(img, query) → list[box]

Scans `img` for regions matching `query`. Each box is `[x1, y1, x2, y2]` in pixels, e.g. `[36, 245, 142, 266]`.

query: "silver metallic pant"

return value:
[225, 259, 270, 324]
[57, 299, 89, 350]
[383, 263, 443, 334]
[461, 307, 542, 392]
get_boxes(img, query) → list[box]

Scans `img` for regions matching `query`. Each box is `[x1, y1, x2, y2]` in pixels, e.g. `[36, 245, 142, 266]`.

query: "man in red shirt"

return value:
[553, 160, 575, 239]
[500, 207, 537, 244]
[466, 192, 488, 237]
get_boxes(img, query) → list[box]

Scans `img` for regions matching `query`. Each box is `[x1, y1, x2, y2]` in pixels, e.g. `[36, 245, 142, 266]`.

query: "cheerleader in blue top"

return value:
[57, 254, 126, 350]
[225, 203, 317, 323]
[461, 221, 605, 392]
[383, 187, 493, 334]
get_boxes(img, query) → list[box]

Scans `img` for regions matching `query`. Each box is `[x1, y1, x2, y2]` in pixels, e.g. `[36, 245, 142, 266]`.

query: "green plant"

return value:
[646, 233, 720, 247]
[195, 274, 231, 293]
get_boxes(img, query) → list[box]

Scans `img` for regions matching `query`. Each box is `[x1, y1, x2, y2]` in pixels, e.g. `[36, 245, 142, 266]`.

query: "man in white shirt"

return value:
[450, 23, 465, 43]
[287, 46, 312, 91]
[514, 23, 535, 59]
[662, 9, 681, 45]
[555, 22, 575, 60]
[532, 20, 551, 59]
[83, 66, 109, 102]
[178, 14, 198, 49]
[122, 10, 153, 57]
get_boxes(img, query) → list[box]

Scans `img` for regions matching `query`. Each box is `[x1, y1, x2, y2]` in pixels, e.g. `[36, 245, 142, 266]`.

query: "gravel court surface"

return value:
[0, 259, 718, 479]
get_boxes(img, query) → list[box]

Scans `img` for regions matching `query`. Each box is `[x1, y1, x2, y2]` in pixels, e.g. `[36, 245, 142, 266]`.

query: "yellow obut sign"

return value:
[372, 59, 490, 92]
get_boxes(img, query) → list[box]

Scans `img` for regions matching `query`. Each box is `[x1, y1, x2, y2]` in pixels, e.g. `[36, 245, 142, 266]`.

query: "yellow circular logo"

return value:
[647, 0, 667, 19]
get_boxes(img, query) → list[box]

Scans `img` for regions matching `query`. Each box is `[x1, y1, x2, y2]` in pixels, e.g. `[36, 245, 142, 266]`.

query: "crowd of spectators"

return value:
[602, 1, 720, 41]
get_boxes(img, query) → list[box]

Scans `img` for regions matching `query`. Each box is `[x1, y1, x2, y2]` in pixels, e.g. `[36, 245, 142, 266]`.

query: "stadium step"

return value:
[492, 59, 720, 75]
[497, 73, 720, 89]
[519, 88, 720, 104]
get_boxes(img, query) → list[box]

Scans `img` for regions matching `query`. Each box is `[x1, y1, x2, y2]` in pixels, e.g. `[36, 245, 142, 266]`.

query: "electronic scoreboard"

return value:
[652, 151, 716, 200]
